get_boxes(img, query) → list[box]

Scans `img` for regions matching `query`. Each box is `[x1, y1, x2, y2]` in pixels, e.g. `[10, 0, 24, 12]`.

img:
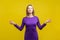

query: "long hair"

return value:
[26, 4, 34, 16]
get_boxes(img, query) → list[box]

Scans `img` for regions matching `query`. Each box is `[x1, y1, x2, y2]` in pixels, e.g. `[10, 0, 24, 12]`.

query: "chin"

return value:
[28, 12, 32, 14]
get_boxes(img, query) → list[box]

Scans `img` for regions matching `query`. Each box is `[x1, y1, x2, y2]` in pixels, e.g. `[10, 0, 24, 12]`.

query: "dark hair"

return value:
[26, 4, 34, 16]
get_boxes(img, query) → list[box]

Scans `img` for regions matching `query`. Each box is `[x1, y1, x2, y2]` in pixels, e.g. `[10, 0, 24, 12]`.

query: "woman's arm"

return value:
[14, 18, 25, 31]
[10, 18, 25, 31]
[37, 17, 47, 30]
[37, 17, 51, 30]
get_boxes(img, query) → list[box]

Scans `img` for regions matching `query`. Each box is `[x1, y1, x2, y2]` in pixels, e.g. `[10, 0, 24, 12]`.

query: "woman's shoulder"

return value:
[34, 16, 39, 18]
[23, 16, 26, 19]
[22, 16, 28, 20]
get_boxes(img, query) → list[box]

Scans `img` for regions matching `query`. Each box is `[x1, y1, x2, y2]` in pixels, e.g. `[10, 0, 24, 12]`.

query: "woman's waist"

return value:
[26, 28, 36, 32]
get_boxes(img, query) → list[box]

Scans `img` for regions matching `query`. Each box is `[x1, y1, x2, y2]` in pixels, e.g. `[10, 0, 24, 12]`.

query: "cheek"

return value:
[28, 9, 33, 12]
[31, 9, 33, 12]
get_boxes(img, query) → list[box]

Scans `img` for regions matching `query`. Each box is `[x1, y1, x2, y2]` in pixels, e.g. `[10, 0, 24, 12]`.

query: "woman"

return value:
[10, 4, 51, 40]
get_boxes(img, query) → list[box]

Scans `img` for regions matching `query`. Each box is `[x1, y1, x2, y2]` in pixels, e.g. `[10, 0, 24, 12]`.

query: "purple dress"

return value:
[14, 16, 46, 40]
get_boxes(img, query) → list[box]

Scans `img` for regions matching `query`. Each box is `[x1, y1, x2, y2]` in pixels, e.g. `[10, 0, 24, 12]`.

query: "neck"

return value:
[27, 14, 34, 17]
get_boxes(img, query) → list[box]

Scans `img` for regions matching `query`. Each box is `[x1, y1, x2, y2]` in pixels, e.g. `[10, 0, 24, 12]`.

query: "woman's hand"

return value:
[44, 19, 51, 24]
[9, 20, 16, 25]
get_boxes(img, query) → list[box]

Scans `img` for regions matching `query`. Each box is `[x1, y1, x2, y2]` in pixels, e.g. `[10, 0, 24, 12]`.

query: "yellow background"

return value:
[0, 0, 60, 40]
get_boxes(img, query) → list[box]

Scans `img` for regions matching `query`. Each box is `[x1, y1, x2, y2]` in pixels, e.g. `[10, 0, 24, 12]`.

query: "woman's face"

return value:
[27, 6, 33, 14]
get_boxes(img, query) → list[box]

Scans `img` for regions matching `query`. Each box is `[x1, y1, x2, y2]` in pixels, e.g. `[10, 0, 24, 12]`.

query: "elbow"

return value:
[17, 29, 22, 31]
[17, 28, 23, 31]
[39, 26, 46, 30]
[20, 29, 22, 31]
[39, 26, 44, 30]
[19, 28, 23, 31]
[40, 28, 43, 30]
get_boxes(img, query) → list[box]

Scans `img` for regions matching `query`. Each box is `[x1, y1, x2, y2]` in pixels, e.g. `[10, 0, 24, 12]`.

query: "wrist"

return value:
[44, 22, 47, 24]
[13, 23, 16, 25]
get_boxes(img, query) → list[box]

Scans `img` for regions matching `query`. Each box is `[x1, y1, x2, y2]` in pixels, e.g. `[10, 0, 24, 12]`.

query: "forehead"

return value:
[28, 6, 33, 8]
